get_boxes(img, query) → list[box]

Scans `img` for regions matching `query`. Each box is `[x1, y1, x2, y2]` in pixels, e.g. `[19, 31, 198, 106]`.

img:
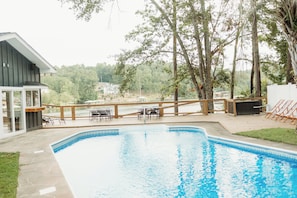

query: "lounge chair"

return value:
[273, 100, 296, 121]
[291, 112, 297, 124]
[265, 99, 285, 118]
[267, 99, 293, 119]
[277, 101, 297, 123]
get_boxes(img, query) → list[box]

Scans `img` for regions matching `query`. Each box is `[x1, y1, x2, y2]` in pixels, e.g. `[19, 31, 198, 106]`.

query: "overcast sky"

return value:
[0, 0, 144, 66]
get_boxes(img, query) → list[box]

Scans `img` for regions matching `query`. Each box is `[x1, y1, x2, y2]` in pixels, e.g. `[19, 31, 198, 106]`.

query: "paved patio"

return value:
[0, 113, 296, 198]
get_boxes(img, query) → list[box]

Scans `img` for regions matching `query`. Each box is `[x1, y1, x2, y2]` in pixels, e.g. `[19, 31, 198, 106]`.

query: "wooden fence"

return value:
[42, 97, 266, 120]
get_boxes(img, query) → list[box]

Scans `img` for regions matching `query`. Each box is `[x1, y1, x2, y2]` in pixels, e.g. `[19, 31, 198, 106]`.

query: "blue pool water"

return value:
[52, 125, 297, 198]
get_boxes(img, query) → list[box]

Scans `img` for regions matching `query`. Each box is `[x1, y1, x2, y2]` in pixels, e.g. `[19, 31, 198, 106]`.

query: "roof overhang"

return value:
[22, 81, 48, 90]
[0, 32, 56, 74]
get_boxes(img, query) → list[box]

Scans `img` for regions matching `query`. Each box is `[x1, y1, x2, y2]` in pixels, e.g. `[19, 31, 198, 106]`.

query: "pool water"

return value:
[53, 126, 297, 198]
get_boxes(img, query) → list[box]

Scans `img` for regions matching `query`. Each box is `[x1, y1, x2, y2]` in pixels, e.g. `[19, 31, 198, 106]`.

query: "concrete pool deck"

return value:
[0, 113, 296, 198]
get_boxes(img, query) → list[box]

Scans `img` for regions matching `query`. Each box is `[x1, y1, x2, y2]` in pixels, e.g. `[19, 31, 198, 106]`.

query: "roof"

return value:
[22, 81, 49, 89]
[0, 32, 56, 73]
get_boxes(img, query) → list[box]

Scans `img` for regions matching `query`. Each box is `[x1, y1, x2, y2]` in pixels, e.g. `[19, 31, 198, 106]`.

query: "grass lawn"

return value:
[236, 128, 297, 145]
[0, 152, 19, 198]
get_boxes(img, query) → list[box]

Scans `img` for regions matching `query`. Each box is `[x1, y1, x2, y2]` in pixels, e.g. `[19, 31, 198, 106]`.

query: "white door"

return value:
[1, 90, 25, 135]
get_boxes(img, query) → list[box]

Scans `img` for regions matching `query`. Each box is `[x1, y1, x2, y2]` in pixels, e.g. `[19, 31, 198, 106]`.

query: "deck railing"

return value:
[42, 97, 266, 120]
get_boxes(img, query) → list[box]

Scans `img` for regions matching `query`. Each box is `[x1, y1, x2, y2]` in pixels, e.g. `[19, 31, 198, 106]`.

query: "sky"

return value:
[0, 0, 145, 66]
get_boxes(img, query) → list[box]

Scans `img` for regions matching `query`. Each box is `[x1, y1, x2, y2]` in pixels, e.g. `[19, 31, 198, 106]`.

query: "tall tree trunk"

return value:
[251, 0, 261, 97]
[287, 39, 297, 134]
[231, 34, 239, 99]
[173, 0, 178, 115]
[199, 0, 214, 111]
[150, 0, 201, 99]
[287, 37, 297, 84]
[189, 3, 206, 99]
[231, 0, 243, 99]
[286, 48, 295, 84]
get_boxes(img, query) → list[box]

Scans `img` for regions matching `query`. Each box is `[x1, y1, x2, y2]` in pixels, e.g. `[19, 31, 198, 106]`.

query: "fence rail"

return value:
[42, 97, 266, 120]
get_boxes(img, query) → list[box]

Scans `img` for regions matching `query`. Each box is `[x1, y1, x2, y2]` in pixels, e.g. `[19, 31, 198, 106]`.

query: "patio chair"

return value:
[58, 118, 66, 125]
[98, 109, 113, 120]
[137, 108, 150, 120]
[149, 107, 160, 119]
[267, 99, 293, 119]
[265, 99, 285, 118]
[42, 116, 54, 126]
[277, 101, 297, 123]
[89, 110, 100, 121]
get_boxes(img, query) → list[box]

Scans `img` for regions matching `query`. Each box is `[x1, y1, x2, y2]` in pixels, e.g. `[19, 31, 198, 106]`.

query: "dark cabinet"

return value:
[227, 99, 262, 115]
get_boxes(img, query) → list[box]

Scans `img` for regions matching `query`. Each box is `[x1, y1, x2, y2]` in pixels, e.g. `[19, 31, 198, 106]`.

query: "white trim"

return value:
[23, 85, 48, 90]
[0, 93, 3, 136]
[0, 87, 27, 138]
[21, 90, 26, 131]
[0, 86, 23, 91]
[0, 32, 56, 74]
[25, 90, 41, 107]
[10, 91, 15, 132]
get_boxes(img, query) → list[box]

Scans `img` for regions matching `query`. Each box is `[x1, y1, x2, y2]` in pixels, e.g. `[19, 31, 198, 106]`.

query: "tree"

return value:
[276, 0, 297, 84]
[42, 65, 98, 103]
[64, 65, 98, 103]
[249, 0, 262, 97]
[230, 0, 244, 99]
[116, 0, 241, 111]
[151, 0, 243, 109]
[276, 0, 297, 133]
[95, 63, 122, 84]
[260, 1, 293, 84]
[173, 0, 178, 115]
[42, 74, 78, 104]
[58, 0, 248, 108]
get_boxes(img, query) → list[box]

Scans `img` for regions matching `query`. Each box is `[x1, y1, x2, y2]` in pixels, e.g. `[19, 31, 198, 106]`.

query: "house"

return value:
[0, 32, 55, 138]
[98, 82, 119, 96]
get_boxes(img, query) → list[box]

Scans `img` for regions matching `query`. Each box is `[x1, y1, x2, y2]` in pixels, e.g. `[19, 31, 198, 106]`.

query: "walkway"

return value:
[0, 113, 296, 197]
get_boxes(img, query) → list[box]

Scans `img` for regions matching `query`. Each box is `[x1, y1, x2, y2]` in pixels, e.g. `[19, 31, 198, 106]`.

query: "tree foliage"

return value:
[276, 0, 297, 83]
[60, 0, 112, 21]
[115, 0, 242, 106]
[256, 0, 293, 84]
[41, 61, 255, 105]
[56, 0, 295, 104]
[42, 65, 98, 104]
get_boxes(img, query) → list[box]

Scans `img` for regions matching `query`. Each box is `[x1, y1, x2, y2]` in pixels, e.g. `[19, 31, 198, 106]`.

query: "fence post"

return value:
[60, 106, 64, 120]
[202, 100, 208, 115]
[114, 104, 118, 118]
[71, 106, 76, 120]
[233, 99, 237, 116]
[159, 102, 164, 117]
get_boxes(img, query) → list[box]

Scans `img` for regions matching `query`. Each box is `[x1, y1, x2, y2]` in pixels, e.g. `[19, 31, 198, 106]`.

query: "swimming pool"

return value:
[51, 125, 297, 197]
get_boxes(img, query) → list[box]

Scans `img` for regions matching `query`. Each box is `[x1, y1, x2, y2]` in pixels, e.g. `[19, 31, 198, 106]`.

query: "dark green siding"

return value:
[26, 112, 43, 131]
[0, 41, 40, 86]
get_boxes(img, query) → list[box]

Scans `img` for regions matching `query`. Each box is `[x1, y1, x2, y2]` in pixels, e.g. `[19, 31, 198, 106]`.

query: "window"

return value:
[26, 90, 40, 107]
[1, 88, 25, 134]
